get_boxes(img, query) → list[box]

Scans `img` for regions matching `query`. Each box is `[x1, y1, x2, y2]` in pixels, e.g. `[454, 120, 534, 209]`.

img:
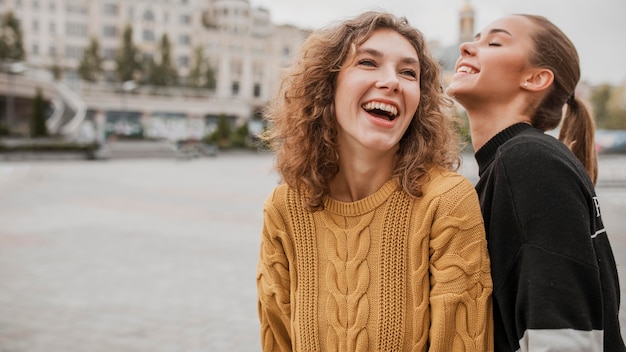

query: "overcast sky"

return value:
[249, 0, 626, 86]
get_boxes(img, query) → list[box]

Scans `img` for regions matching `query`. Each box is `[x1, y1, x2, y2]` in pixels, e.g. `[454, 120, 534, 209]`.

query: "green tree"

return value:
[590, 84, 611, 128]
[114, 25, 142, 82]
[78, 37, 103, 82]
[187, 46, 216, 90]
[0, 11, 26, 61]
[205, 64, 217, 91]
[188, 46, 205, 88]
[206, 114, 232, 147]
[50, 63, 63, 80]
[231, 122, 249, 148]
[30, 88, 48, 137]
[146, 34, 178, 86]
[606, 84, 626, 130]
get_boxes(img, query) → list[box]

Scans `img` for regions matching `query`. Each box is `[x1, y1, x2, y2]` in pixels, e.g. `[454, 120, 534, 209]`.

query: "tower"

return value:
[459, 0, 475, 43]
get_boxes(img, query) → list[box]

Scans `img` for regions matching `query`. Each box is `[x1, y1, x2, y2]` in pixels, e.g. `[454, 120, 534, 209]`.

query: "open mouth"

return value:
[362, 101, 398, 121]
[456, 65, 478, 74]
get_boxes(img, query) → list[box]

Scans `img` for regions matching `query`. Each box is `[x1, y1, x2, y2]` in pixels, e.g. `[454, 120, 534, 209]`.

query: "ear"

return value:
[521, 69, 554, 92]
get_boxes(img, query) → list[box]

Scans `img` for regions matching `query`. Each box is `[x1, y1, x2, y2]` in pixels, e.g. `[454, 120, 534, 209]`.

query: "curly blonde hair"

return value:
[263, 11, 461, 211]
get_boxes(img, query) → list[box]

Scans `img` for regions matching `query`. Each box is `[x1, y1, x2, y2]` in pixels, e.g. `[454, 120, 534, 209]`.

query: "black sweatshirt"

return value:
[474, 123, 625, 352]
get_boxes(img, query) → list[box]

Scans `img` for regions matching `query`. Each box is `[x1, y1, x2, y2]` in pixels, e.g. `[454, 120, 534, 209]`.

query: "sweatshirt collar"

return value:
[475, 122, 533, 176]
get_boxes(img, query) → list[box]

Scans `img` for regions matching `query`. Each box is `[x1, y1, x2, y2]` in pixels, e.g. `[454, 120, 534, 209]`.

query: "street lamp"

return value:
[2, 61, 27, 134]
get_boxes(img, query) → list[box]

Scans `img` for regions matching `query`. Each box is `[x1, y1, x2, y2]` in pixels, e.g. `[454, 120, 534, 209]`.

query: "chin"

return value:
[445, 85, 461, 99]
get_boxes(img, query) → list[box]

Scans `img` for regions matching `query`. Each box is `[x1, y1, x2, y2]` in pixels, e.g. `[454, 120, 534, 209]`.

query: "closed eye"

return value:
[488, 42, 501, 47]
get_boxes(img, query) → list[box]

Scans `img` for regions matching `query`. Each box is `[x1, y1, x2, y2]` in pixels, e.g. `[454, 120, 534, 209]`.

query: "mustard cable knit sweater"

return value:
[257, 169, 493, 351]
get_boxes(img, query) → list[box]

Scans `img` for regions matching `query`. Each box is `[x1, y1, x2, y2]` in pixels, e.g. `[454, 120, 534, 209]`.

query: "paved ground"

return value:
[0, 152, 625, 351]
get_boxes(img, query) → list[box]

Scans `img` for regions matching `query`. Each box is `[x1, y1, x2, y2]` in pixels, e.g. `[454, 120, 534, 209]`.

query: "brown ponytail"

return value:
[520, 14, 598, 185]
[558, 96, 598, 185]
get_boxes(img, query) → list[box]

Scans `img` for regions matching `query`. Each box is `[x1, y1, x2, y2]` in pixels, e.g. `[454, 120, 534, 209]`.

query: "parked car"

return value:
[596, 129, 626, 154]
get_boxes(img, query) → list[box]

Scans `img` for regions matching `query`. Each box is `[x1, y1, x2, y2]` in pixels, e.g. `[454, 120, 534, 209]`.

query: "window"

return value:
[231, 81, 239, 96]
[142, 29, 155, 41]
[103, 3, 117, 16]
[179, 14, 191, 25]
[103, 25, 117, 38]
[178, 34, 190, 45]
[32, 44, 39, 55]
[103, 47, 116, 60]
[66, 2, 87, 14]
[253, 83, 261, 98]
[66, 46, 83, 59]
[66, 22, 87, 37]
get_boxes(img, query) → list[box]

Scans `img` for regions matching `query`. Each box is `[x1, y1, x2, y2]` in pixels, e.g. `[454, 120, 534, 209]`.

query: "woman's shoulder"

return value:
[424, 167, 476, 198]
[497, 131, 575, 169]
[502, 129, 569, 158]
[495, 131, 590, 188]
[263, 183, 292, 212]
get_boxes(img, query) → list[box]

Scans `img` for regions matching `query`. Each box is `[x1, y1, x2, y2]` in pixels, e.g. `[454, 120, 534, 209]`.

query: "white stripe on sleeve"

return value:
[516, 328, 603, 352]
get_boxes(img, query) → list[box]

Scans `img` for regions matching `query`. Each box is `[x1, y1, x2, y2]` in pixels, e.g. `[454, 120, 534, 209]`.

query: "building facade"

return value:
[0, 0, 309, 140]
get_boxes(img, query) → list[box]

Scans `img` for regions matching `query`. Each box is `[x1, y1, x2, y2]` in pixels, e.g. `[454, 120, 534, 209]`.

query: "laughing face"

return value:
[334, 28, 421, 154]
[446, 15, 536, 106]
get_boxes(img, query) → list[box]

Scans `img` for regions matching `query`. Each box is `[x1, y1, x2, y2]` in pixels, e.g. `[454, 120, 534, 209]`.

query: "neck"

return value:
[329, 150, 396, 202]
[462, 100, 533, 151]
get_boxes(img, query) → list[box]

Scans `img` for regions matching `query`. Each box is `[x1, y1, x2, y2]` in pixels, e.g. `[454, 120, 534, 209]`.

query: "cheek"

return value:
[404, 85, 421, 113]
[487, 54, 528, 78]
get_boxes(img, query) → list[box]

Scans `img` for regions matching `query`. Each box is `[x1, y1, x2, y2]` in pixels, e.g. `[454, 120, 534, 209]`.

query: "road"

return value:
[0, 152, 624, 351]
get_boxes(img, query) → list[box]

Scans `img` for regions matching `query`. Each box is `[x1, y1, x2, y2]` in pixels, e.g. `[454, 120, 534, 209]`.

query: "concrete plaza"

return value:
[0, 152, 625, 351]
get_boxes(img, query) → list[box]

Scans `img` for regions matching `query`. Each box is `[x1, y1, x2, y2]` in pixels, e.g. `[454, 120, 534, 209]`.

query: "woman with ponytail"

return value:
[447, 14, 625, 351]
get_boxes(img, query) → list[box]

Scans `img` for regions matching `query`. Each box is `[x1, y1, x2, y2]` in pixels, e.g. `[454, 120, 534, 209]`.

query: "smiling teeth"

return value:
[362, 102, 398, 117]
[457, 66, 477, 74]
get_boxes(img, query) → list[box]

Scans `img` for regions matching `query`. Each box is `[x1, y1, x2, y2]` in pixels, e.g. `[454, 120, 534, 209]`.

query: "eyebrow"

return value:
[474, 28, 513, 40]
[356, 47, 419, 65]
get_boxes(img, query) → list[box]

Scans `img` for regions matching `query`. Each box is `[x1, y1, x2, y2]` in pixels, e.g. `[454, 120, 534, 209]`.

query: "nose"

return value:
[375, 66, 401, 93]
[459, 41, 475, 56]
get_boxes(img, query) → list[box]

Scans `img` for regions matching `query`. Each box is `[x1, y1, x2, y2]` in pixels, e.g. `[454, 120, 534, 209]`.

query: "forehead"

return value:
[356, 28, 418, 56]
[482, 15, 534, 37]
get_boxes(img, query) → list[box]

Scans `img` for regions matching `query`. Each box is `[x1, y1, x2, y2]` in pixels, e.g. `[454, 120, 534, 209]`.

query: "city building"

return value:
[0, 0, 309, 141]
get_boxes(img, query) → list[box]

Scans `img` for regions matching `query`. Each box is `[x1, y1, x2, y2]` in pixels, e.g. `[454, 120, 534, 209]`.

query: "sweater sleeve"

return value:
[257, 192, 293, 352]
[428, 175, 494, 351]
[490, 143, 606, 351]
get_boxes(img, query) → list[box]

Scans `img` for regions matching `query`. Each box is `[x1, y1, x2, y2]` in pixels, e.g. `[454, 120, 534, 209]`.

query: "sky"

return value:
[249, 0, 626, 86]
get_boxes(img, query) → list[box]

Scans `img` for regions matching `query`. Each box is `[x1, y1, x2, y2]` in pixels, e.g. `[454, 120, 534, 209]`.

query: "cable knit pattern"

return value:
[323, 211, 372, 351]
[257, 168, 493, 351]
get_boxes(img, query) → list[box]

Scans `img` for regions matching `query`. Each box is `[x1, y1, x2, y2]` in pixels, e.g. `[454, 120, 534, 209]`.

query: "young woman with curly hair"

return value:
[257, 11, 493, 351]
